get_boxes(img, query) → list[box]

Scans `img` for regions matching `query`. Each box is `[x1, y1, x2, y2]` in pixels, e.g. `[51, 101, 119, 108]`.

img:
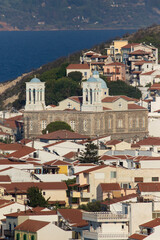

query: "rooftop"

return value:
[15, 219, 49, 232]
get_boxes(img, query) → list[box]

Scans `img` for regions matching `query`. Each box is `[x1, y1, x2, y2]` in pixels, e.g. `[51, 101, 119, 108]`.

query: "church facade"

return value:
[23, 72, 148, 142]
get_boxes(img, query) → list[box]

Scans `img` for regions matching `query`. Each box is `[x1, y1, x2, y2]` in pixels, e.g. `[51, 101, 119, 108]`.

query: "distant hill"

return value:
[1, 0, 160, 30]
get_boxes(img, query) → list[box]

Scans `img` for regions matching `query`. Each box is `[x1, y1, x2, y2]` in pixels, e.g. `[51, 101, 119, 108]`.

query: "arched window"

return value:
[90, 89, 92, 104]
[86, 89, 88, 102]
[29, 88, 31, 103]
[31, 236, 35, 240]
[94, 89, 96, 102]
[37, 89, 39, 101]
[33, 89, 36, 104]
[16, 233, 20, 240]
[23, 234, 27, 240]
[40, 88, 42, 101]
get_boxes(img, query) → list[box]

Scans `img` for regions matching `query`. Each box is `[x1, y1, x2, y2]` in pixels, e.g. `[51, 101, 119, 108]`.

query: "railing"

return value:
[83, 231, 128, 239]
[83, 212, 129, 222]
[4, 230, 14, 237]
[70, 191, 80, 198]
[80, 191, 90, 198]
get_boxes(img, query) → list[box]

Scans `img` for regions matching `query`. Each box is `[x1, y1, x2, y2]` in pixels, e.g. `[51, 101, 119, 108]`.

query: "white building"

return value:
[25, 77, 46, 111]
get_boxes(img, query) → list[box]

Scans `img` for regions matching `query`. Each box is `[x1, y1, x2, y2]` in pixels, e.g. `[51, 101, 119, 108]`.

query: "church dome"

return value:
[30, 77, 41, 83]
[87, 71, 107, 89]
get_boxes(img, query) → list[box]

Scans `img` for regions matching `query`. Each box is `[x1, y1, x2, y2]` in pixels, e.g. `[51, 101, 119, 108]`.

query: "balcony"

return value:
[70, 191, 80, 198]
[4, 230, 14, 238]
[83, 231, 128, 240]
[80, 191, 90, 199]
[83, 212, 129, 222]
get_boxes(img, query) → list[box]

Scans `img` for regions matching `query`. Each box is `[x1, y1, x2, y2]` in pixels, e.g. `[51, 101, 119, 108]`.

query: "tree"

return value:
[78, 141, 100, 164]
[68, 71, 82, 82]
[42, 121, 73, 134]
[79, 201, 102, 212]
[27, 186, 48, 207]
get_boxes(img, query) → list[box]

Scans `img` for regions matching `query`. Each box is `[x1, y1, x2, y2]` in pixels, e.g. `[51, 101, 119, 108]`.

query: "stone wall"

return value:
[23, 109, 148, 142]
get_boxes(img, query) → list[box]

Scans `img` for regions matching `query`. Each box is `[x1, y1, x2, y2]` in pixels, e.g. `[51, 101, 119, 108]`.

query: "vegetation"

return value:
[27, 186, 49, 208]
[42, 121, 73, 134]
[64, 178, 76, 198]
[68, 71, 82, 83]
[78, 141, 100, 164]
[0, 1, 159, 30]
[79, 201, 102, 212]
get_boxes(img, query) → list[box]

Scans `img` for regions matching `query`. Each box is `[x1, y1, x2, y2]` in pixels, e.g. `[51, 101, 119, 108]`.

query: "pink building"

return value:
[103, 62, 126, 81]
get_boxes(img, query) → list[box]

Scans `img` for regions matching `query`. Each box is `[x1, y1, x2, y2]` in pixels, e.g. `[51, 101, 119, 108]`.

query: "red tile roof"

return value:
[130, 50, 150, 55]
[105, 140, 122, 146]
[69, 96, 82, 104]
[15, 219, 50, 232]
[20, 139, 32, 145]
[100, 155, 118, 161]
[137, 137, 160, 146]
[128, 104, 146, 110]
[140, 70, 155, 76]
[7, 146, 36, 159]
[38, 130, 88, 141]
[134, 61, 152, 66]
[149, 83, 160, 90]
[140, 218, 160, 228]
[102, 95, 138, 103]
[100, 183, 121, 192]
[0, 175, 11, 182]
[44, 159, 71, 166]
[75, 165, 114, 175]
[128, 233, 147, 240]
[0, 143, 24, 151]
[63, 151, 77, 159]
[121, 43, 140, 49]
[67, 64, 90, 70]
[102, 193, 138, 206]
[6, 209, 56, 217]
[138, 182, 160, 192]
[105, 62, 125, 67]
[58, 209, 88, 227]
[0, 182, 67, 194]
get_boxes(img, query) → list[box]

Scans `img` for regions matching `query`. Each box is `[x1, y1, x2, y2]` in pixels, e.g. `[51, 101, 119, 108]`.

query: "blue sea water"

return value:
[0, 30, 134, 82]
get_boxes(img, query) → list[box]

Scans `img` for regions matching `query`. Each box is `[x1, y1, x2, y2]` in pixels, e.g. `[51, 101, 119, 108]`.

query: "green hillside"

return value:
[0, 0, 160, 30]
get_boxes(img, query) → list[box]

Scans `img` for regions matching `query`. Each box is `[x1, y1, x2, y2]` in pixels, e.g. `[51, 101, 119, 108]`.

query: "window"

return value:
[117, 119, 123, 128]
[152, 177, 159, 182]
[30, 121, 33, 131]
[136, 118, 139, 128]
[23, 234, 27, 240]
[122, 225, 124, 229]
[134, 177, 143, 182]
[70, 121, 75, 131]
[41, 120, 46, 130]
[84, 72, 87, 76]
[119, 161, 123, 167]
[83, 120, 87, 131]
[110, 171, 116, 178]
[43, 191, 46, 195]
[16, 233, 20, 240]
[108, 118, 111, 129]
[31, 236, 35, 240]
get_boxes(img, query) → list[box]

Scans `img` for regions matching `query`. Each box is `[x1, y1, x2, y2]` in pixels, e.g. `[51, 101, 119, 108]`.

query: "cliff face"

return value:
[0, 0, 160, 30]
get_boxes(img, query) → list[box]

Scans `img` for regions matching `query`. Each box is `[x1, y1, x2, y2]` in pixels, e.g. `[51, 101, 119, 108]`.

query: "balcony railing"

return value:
[83, 212, 129, 222]
[80, 191, 90, 198]
[4, 230, 14, 237]
[83, 231, 129, 239]
[70, 191, 80, 198]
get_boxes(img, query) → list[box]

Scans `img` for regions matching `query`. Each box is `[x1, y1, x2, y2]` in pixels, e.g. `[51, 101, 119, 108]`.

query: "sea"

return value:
[0, 30, 134, 83]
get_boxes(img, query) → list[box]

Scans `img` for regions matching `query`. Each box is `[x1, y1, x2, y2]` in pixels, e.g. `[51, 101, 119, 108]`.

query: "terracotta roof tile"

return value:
[44, 159, 71, 166]
[38, 130, 88, 141]
[138, 182, 160, 192]
[58, 209, 88, 227]
[75, 165, 114, 175]
[66, 64, 90, 70]
[6, 209, 56, 217]
[105, 140, 121, 145]
[130, 50, 150, 55]
[100, 183, 121, 192]
[15, 219, 50, 232]
[128, 104, 146, 110]
[128, 233, 147, 240]
[121, 43, 140, 49]
[140, 218, 160, 228]
[7, 146, 36, 159]
[149, 83, 160, 90]
[63, 151, 77, 159]
[102, 193, 138, 206]
[136, 137, 160, 146]
[140, 70, 155, 76]
[0, 175, 11, 182]
[69, 96, 83, 104]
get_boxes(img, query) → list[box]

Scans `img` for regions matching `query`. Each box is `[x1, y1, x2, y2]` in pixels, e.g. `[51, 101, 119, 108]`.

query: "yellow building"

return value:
[107, 40, 128, 56]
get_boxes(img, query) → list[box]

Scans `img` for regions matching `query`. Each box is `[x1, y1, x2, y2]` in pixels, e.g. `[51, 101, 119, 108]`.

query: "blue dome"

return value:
[87, 71, 107, 89]
[30, 77, 41, 83]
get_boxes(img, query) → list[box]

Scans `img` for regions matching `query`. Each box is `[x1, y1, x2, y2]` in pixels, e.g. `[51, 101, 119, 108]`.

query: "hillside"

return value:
[0, 0, 160, 30]
[1, 24, 160, 109]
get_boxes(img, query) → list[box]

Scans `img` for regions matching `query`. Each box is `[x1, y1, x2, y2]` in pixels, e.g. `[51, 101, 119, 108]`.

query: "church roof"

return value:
[30, 77, 41, 83]
[87, 71, 107, 89]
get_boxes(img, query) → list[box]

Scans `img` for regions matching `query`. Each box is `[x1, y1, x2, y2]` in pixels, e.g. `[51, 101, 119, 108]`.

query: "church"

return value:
[23, 72, 148, 142]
